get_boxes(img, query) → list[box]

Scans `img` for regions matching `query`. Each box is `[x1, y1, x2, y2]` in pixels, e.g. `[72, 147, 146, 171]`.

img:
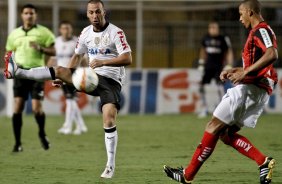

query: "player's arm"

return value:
[227, 47, 277, 84]
[89, 52, 132, 68]
[47, 56, 57, 67]
[68, 53, 84, 68]
[30, 42, 56, 56]
[244, 47, 277, 75]
[40, 44, 56, 56]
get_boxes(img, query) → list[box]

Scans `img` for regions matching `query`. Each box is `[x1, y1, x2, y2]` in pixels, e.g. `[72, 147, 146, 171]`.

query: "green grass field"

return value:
[0, 114, 281, 184]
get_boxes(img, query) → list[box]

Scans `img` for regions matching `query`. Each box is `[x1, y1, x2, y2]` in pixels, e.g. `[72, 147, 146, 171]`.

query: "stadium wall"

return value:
[0, 69, 281, 115]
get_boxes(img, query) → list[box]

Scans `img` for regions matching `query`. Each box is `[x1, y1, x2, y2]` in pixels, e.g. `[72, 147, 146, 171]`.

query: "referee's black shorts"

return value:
[13, 78, 44, 100]
[87, 74, 122, 110]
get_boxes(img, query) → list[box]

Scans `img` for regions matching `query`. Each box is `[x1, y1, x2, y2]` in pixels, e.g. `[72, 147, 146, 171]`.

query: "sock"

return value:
[104, 126, 118, 167]
[72, 101, 86, 130]
[35, 113, 46, 136]
[15, 67, 55, 81]
[64, 99, 74, 130]
[12, 113, 23, 146]
[221, 133, 266, 166]
[184, 131, 219, 181]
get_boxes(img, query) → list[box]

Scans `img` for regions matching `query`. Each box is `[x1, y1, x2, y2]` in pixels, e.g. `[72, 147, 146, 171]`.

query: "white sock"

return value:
[72, 101, 86, 130]
[64, 99, 75, 130]
[15, 67, 53, 81]
[104, 126, 118, 167]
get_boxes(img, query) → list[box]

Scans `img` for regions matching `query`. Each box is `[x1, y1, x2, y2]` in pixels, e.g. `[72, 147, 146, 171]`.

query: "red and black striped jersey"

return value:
[242, 22, 278, 94]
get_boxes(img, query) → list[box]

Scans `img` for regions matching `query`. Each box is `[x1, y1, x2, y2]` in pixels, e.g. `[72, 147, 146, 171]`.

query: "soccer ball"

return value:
[72, 67, 99, 93]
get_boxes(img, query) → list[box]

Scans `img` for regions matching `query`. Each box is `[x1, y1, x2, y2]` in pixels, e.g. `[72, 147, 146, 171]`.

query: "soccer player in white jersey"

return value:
[4, 0, 132, 179]
[52, 21, 87, 135]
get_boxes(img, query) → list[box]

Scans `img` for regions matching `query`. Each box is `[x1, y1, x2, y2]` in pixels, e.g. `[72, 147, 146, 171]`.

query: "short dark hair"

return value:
[21, 4, 37, 13]
[88, 0, 104, 7]
[59, 20, 73, 27]
[241, 0, 261, 14]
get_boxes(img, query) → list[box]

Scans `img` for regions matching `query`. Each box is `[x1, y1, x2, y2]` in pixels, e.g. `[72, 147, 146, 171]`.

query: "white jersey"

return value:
[55, 36, 78, 67]
[75, 23, 131, 85]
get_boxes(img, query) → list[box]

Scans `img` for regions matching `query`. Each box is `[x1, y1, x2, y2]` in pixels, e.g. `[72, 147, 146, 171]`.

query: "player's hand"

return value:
[52, 79, 63, 88]
[220, 70, 228, 82]
[89, 59, 105, 69]
[29, 41, 42, 52]
[227, 68, 246, 85]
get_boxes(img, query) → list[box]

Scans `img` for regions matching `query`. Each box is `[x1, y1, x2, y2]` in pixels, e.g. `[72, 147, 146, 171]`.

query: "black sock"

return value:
[35, 113, 46, 136]
[12, 113, 23, 146]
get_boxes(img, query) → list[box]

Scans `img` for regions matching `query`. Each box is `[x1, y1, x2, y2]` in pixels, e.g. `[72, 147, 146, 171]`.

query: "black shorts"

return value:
[201, 68, 222, 85]
[62, 84, 76, 99]
[86, 74, 122, 110]
[13, 78, 44, 100]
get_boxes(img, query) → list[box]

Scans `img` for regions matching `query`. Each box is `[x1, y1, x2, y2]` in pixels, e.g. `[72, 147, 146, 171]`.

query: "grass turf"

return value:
[0, 114, 281, 184]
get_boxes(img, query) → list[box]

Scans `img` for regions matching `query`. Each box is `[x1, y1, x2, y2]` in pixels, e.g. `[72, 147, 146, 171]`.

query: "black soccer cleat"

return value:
[39, 133, 50, 150]
[12, 144, 23, 153]
[259, 157, 276, 184]
[163, 165, 192, 184]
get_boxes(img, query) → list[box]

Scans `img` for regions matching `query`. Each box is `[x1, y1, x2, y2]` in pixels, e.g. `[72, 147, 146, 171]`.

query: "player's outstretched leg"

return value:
[163, 165, 192, 184]
[259, 157, 276, 184]
[4, 51, 54, 81]
[220, 130, 276, 184]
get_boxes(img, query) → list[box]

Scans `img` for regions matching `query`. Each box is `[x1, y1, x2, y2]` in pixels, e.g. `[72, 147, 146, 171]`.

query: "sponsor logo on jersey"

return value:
[88, 48, 111, 55]
[94, 37, 101, 46]
[117, 31, 128, 50]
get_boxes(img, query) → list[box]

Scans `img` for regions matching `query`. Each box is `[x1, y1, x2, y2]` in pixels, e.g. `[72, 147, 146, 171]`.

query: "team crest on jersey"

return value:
[102, 33, 110, 47]
[94, 37, 101, 46]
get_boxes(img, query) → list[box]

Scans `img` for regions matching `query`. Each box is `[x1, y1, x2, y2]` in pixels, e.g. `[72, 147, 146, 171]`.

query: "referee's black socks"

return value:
[35, 112, 46, 136]
[12, 113, 23, 146]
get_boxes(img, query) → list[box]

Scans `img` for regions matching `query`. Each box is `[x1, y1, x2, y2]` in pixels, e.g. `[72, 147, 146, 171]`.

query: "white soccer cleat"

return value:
[58, 127, 72, 135]
[81, 126, 88, 133]
[4, 51, 18, 79]
[73, 128, 82, 135]
[100, 166, 115, 179]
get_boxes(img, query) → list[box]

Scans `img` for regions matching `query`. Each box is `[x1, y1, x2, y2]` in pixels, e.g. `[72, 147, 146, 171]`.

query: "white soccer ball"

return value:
[72, 67, 99, 93]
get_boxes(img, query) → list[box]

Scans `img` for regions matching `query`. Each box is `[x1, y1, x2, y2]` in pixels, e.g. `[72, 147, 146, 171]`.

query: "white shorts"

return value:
[213, 84, 269, 128]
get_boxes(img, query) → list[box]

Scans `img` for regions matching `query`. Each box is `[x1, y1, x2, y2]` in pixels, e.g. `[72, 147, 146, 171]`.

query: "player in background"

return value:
[5, 4, 55, 152]
[4, 0, 132, 179]
[164, 0, 277, 183]
[197, 21, 233, 118]
[49, 21, 87, 135]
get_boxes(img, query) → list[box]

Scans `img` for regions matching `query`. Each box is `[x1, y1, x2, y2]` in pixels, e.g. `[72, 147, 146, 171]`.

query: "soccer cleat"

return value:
[4, 51, 17, 79]
[58, 127, 72, 135]
[12, 144, 23, 153]
[100, 166, 115, 179]
[163, 165, 192, 184]
[81, 126, 88, 133]
[39, 133, 50, 150]
[259, 157, 276, 184]
[73, 128, 82, 135]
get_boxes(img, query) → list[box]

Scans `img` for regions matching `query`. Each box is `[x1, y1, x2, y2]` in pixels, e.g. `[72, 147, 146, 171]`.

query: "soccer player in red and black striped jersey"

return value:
[164, 0, 277, 183]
